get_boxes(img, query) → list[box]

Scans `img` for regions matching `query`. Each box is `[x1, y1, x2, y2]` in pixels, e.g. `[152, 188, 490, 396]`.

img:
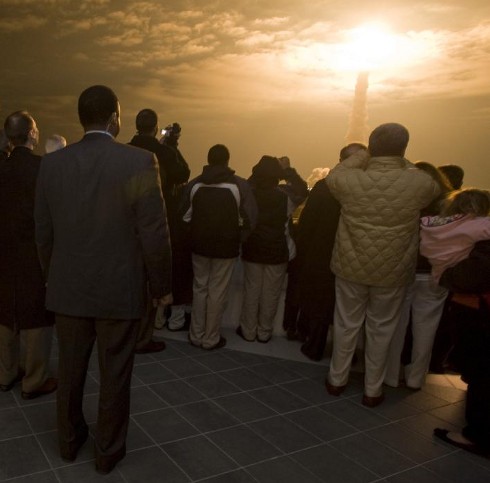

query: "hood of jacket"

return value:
[200, 164, 236, 184]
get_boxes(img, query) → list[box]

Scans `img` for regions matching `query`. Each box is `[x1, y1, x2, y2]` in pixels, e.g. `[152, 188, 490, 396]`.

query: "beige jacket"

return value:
[326, 151, 440, 287]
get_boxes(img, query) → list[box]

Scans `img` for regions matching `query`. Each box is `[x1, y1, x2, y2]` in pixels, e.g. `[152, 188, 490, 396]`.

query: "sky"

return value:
[1, 0, 489, 188]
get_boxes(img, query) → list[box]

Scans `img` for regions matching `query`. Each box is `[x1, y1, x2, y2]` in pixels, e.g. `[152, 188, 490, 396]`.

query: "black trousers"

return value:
[55, 314, 139, 466]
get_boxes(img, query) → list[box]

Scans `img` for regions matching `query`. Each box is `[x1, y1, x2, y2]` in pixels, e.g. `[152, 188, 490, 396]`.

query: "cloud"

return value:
[0, 14, 47, 32]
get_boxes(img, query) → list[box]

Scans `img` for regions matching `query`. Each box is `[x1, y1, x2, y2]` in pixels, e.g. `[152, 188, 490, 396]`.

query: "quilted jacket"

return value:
[326, 150, 440, 287]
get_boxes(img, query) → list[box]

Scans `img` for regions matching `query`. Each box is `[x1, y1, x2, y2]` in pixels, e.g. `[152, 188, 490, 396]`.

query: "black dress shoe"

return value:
[135, 340, 166, 354]
[361, 394, 385, 408]
[236, 326, 255, 342]
[204, 336, 227, 350]
[257, 336, 271, 344]
[60, 428, 89, 462]
[95, 445, 126, 474]
[21, 378, 58, 400]
[0, 371, 24, 392]
[325, 380, 346, 396]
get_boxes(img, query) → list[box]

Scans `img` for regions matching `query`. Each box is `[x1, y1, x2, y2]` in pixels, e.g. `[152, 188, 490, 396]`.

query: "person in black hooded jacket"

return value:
[181, 144, 257, 350]
[237, 155, 307, 343]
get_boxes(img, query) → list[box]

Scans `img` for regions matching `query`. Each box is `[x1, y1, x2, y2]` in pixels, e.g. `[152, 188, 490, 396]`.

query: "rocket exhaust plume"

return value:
[345, 71, 369, 144]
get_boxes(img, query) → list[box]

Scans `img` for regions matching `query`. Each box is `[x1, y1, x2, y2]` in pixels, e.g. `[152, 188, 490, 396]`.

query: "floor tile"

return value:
[132, 362, 177, 385]
[329, 432, 414, 478]
[22, 402, 57, 433]
[148, 379, 205, 406]
[247, 455, 323, 482]
[276, 359, 328, 379]
[423, 452, 490, 482]
[367, 423, 453, 464]
[248, 362, 303, 384]
[428, 402, 466, 427]
[320, 399, 390, 430]
[175, 400, 240, 432]
[386, 466, 451, 482]
[248, 415, 321, 452]
[37, 429, 94, 467]
[129, 385, 168, 414]
[149, 345, 188, 362]
[291, 444, 377, 483]
[0, 407, 32, 439]
[280, 378, 341, 405]
[285, 406, 358, 442]
[185, 373, 241, 398]
[398, 412, 461, 441]
[55, 460, 124, 482]
[117, 446, 189, 483]
[222, 350, 272, 366]
[162, 435, 238, 480]
[422, 383, 466, 403]
[249, 385, 310, 413]
[221, 367, 272, 391]
[6, 472, 59, 482]
[401, 390, 453, 412]
[0, 391, 19, 410]
[0, 436, 50, 480]
[132, 408, 199, 444]
[164, 357, 211, 378]
[126, 419, 155, 452]
[191, 352, 242, 372]
[208, 425, 282, 466]
[213, 392, 277, 423]
[200, 469, 257, 482]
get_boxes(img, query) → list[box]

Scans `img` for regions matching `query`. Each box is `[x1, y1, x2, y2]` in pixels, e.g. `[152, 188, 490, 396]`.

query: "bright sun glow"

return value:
[285, 21, 430, 77]
[336, 23, 400, 71]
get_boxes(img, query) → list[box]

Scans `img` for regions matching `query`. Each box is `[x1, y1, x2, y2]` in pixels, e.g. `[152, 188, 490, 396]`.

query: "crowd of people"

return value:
[0, 84, 489, 473]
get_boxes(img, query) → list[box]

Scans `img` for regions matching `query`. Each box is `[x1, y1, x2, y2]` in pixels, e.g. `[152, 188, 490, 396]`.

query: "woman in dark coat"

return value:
[0, 111, 56, 399]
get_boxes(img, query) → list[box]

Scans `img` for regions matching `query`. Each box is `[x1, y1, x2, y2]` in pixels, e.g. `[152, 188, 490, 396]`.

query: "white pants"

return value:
[189, 254, 235, 349]
[328, 277, 407, 397]
[240, 261, 287, 341]
[385, 274, 448, 388]
[167, 304, 192, 330]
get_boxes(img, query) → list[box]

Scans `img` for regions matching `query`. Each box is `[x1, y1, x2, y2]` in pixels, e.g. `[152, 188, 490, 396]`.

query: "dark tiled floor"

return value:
[1, 336, 490, 483]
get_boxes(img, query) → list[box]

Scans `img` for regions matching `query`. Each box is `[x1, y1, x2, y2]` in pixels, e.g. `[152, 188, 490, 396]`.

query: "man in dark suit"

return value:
[0, 111, 57, 399]
[35, 85, 172, 474]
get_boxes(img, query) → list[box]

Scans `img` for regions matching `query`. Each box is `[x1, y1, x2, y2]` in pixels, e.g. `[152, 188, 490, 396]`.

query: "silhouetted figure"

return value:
[35, 85, 172, 474]
[297, 143, 366, 361]
[0, 111, 57, 399]
[181, 144, 257, 350]
[325, 123, 440, 408]
[237, 155, 307, 343]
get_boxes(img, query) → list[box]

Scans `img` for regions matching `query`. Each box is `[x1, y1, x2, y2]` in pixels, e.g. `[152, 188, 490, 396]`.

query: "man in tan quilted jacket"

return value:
[325, 123, 440, 407]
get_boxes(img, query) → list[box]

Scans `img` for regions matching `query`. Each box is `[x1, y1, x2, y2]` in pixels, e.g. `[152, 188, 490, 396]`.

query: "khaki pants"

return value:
[385, 275, 448, 388]
[0, 324, 53, 393]
[189, 254, 235, 349]
[240, 261, 287, 341]
[328, 277, 407, 397]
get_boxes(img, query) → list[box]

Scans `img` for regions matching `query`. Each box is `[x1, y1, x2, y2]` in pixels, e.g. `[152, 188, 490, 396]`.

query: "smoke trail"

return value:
[307, 167, 330, 188]
[345, 71, 369, 144]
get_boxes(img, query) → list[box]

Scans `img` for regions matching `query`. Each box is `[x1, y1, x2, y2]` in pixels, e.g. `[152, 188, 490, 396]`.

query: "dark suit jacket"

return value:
[0, 146, 51, 329]
[35, 133, 172, 319]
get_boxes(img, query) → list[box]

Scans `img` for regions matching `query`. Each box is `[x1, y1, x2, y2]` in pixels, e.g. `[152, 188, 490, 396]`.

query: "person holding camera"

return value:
[237, 155, 308, 343]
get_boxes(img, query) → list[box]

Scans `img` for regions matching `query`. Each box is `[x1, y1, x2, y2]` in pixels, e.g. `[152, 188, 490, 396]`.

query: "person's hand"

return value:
[153, 293, 173, 307]
[278, 156, 290, 169]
